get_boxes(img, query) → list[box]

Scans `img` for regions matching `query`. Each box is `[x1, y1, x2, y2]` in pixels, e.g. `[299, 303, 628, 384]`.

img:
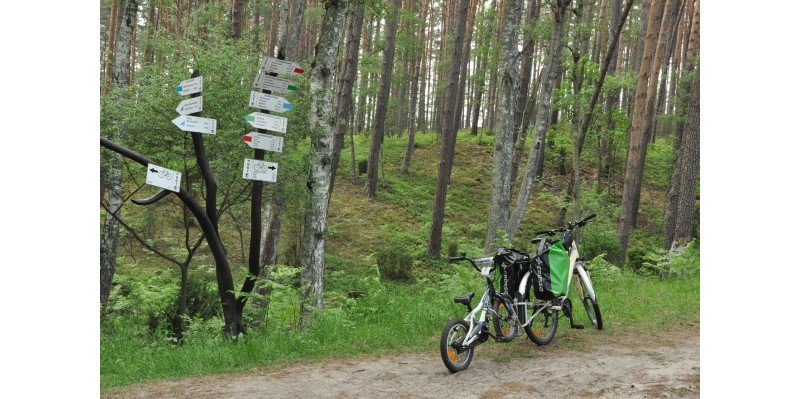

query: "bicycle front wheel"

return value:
[491, 298, 517, 342]
[576, 263, 603, 330]
[440, 319, 474, 373]
[524, 300, 558, 345]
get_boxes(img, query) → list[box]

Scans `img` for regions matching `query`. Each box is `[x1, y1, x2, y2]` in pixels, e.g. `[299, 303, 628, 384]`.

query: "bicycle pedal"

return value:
[571, 324, 585, 329]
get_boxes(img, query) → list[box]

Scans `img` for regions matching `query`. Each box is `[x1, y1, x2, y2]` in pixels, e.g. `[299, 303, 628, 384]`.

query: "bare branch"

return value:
[132, 189, 171, 205]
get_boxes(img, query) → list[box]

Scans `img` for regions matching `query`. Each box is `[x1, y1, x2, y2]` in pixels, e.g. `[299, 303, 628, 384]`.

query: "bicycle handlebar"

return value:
[449, 253, 488, 274]
[532, 213, 597, 242]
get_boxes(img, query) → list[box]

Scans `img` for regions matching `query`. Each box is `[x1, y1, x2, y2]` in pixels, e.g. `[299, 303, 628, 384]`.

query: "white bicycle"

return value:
[527, 213, 603, 346]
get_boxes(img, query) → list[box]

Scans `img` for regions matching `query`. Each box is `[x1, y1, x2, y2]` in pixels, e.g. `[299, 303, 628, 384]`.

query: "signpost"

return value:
[172, 115, 218, 134]
[253, 73, 297, 93]
[145, 163, 182, 192]
[248, 91, 294, 113]
[175, 76, 203, 96]
[175, 96, 203, 115]
[242, 132, 284, 153]
[258, 56, 305, 75]
[242, 55, 304, 184]
[242, 159, 278, 183]
[244, 112, 287, 133]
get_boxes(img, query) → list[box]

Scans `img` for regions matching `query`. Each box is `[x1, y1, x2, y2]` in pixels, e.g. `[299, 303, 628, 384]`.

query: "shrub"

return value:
[640, 240, 700, 280]
[579, 228, 620, 262]
[376, 244, 414, 282]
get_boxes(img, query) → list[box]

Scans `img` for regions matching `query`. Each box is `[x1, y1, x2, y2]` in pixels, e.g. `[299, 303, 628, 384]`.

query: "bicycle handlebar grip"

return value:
[449, 257, 463, 262]
[535, 230, 552, 235]
[583, 213, 597, 222]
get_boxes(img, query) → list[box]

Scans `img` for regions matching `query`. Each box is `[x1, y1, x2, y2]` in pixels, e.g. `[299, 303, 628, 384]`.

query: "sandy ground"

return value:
[102, 328, 699, 399]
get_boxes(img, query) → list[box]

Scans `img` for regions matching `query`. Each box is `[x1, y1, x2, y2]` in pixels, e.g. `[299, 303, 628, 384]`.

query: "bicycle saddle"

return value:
[454, 292, 475, 305]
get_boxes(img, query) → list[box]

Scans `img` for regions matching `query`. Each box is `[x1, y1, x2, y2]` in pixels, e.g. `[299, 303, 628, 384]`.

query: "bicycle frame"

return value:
[514, 269, 552, 327]
[565, 239, 597, 303]
[459, 288, 493, 349]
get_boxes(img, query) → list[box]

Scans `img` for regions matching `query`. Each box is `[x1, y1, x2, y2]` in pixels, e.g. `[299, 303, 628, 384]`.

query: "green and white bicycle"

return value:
[528, 213, 603, 345]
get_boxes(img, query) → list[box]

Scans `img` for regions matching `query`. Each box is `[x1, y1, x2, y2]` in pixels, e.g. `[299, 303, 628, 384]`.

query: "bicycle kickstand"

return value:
[562, 298, 584, 330]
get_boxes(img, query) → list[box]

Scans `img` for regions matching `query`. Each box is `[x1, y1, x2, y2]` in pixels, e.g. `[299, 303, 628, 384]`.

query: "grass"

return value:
[101, 129, 699, 390]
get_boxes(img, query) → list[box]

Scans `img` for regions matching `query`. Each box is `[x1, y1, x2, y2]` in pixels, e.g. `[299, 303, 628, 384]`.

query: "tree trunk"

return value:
[671, 66, 699, 246]
[485, 0, 523, 253]
[402, 0, 430, 174]
[664, 0, 699, 247]
[364, 0, 402, 198]
[330, 4, 365, 194]
[634, 0, 651, 73]
[300, 0, 347, 317]
[649, 0, 682, 142]
[100, 0, 138, 306]
[427, 0, 470, 258]
[456, 0, 479, 129]
[285, 0, 306, 61]
[355, 13, 374, 133]
[618, 0, 668, 266]
[506, 0, 571, 241]
[232, 0, 244, 39]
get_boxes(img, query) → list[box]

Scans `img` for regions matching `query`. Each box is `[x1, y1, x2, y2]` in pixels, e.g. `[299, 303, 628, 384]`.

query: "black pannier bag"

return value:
[494, 248, 530, 296]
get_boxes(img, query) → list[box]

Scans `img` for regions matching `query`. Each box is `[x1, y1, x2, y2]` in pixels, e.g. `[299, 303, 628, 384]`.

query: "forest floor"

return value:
[101, 326, 699, 399]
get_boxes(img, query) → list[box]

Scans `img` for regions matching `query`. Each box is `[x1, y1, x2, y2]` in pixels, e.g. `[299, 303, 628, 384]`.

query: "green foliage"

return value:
[104, 266, 219, 340]
[376, 243, 415, 282]
[640, 240, 700, 279]
[586, 254, 624, 284]
[644, 136, 676, 190]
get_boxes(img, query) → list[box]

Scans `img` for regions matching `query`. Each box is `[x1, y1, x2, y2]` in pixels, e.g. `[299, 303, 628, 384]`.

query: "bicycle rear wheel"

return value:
[491, 298, 517, 342]
[524, 300, 558, 345]
[440, 319, 474, 373]
[576, 263, 603, 330]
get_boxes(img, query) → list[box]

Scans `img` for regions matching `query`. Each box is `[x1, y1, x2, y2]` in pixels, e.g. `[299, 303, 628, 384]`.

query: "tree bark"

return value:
[101, 0, 137, 306]
[618, 0, 668, 266]
[506, 0, 571, 241]
[330, 4, 365, 194]
[664, 0, 699, 247]
[427, 0, 470, 258]
[456, 0, 479, 129]
[485, 0, 523, 253]
[300, 0, 347, 317]
[285, 0, 306, 61]
[401, 0, 431, 174]
[364, 0, 402, 198]
[671, 66, 699, 246]
[232, 0, 245, 39]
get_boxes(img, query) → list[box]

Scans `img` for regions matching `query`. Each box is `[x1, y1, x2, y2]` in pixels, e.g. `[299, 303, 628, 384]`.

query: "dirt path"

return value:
[102, 329, 699, 399]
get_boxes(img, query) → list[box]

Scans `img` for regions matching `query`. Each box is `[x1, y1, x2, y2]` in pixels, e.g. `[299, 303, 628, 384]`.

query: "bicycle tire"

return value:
[440, 319, 474, 373]
[576, 263, 603, 330]
[524, 300, 558, 345]
[491, 298, 517, 342]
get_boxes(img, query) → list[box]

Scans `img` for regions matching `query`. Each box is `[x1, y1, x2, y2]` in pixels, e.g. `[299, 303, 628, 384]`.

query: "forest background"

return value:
[0, 1, 798, 398]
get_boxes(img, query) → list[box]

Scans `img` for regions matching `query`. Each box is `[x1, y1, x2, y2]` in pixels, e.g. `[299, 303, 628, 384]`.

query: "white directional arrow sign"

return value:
[242, 132, 284, 153]
[258, 56, 305, 75]
[175, 96, 203, 115]
[242, 158, 278, 183]
[176, 76, 203, 96]
[244, 112, 287, 133]
[253, 73, 297, 93]
[172, 115, 217, 134]
[248, 91, 294, 113]
[145, 163, 182, 192]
